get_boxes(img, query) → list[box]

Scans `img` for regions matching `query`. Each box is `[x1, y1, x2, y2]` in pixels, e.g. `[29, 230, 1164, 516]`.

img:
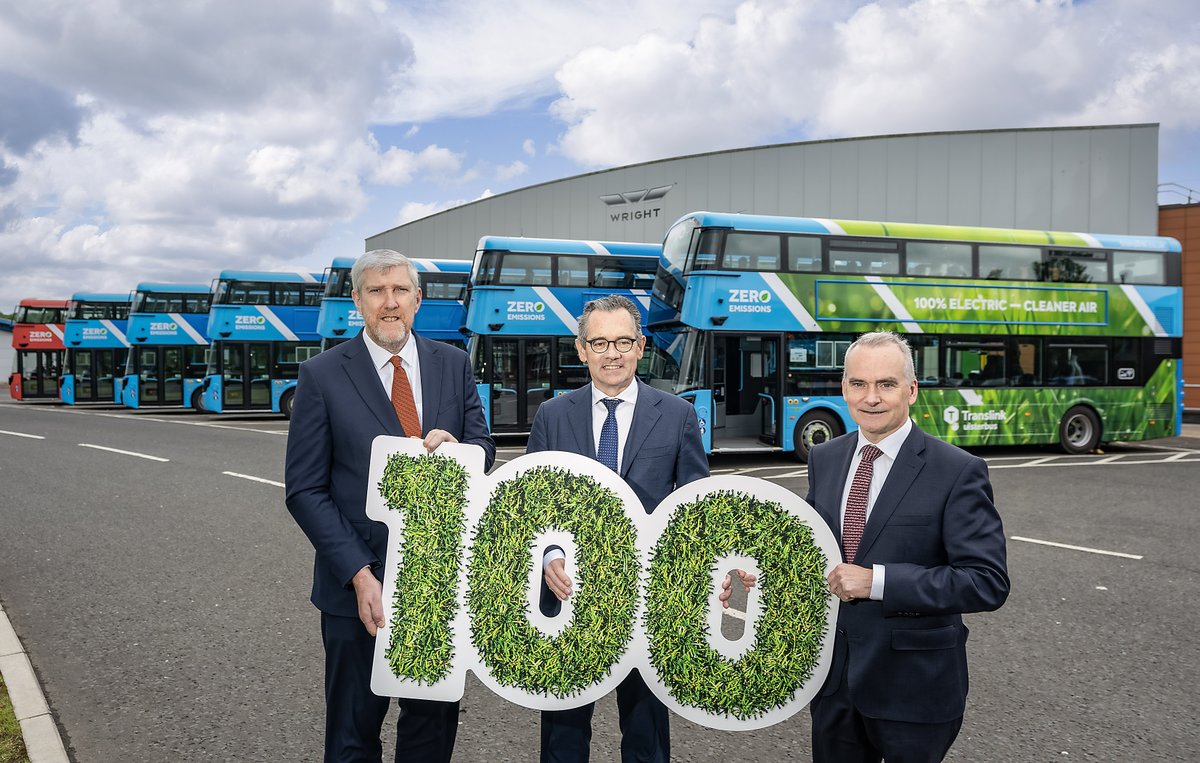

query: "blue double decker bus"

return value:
[318, 256, 471, 350]
[649, 211, 1182, 459]
[465, 236, 678, 433]
[61, 293, 132, 405]
[197, 271, 324, 418]
[119, 283, 212, 409]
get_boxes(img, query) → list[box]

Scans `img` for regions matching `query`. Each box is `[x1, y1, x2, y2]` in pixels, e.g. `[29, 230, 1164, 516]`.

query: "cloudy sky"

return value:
[1, 0, 1198, 311]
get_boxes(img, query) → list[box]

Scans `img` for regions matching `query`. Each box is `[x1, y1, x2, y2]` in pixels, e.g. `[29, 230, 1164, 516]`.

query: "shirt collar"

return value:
[362, 329, 419, 370]
[591, 378, 639, 408]
[855, 417, 912, 461]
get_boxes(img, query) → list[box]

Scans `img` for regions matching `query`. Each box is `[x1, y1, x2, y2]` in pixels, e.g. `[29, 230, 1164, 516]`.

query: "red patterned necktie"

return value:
[389, 356, 422, 437]
[842, 444, 883, 563]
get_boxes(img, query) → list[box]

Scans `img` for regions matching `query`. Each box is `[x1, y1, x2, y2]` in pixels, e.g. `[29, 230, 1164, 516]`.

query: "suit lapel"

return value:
[340, 335, 403, 435]
[620, 381, 661, 478]
[567, 385, 597, 459]
[415, 335, 442, 434]
[857, 425, 926, 559]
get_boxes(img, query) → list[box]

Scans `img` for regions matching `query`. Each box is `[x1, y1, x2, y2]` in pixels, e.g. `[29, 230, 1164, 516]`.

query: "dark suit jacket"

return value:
[526, 379, 709, 512]
[805, 424, 1009, 724]
[284, 332, 495, 618]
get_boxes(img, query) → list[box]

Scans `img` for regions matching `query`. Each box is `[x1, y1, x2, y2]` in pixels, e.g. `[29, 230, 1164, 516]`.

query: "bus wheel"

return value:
[280, 389, 295, 420]
[190, 388, 205, 412]
[1058, 406, 1100, 454]
[793, 410, 841, 463]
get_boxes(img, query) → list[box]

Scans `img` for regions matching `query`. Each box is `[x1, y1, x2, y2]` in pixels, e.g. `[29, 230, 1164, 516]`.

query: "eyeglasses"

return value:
[584, 337, 639, 353]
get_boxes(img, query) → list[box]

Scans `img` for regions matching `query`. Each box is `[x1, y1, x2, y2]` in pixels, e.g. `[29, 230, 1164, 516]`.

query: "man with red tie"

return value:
[805, 331, 1009, 763]
[285, 249, 495, 762]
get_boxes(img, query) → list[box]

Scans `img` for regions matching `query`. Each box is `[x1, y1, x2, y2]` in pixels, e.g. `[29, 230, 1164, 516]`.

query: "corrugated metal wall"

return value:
[366, 124, 1160, 258]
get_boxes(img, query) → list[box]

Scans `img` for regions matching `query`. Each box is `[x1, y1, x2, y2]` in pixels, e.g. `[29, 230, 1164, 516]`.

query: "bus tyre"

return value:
[793, 410, 841, 463]
[1058, 406, 1100, 455]
[280, 390, 295, 420]
[190, 388, 205, 412]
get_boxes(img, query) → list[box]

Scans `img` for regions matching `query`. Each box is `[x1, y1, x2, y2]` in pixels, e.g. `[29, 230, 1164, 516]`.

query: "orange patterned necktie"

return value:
[389, 355, 422, 437]
[842, 444, 882, 562]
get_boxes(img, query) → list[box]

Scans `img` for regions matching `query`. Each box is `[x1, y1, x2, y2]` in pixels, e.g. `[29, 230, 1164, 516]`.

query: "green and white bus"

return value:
[648, 212, 1183, 460]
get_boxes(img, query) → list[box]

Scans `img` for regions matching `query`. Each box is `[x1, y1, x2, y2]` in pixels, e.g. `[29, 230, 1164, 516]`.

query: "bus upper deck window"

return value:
[1113, 251, 1165, 285]
[979, 245, 1038, 280]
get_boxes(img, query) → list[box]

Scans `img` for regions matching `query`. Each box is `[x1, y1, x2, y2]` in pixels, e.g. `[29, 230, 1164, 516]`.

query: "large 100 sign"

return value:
[366, 439, 840, 730]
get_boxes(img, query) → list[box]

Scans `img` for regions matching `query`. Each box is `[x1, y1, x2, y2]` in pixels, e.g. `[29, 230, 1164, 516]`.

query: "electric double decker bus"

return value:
[317, 256, 471, 350]
[61, 293, 132, 405]
[118, 283, 212, 409]
[649, 211, 1183, 459]
[8, 298, 68, 400]
[465, 236, 679, 433]
[196, 271, 324, 417]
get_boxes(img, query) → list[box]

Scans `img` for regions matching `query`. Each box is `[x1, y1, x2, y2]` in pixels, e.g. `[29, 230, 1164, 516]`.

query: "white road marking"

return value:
[723, 607, 747, 621]
[1010, 535, 1143, 560]
[0, 429, 45, 440]
[78, 443, 169, 462]
[223, 471, 285, 488]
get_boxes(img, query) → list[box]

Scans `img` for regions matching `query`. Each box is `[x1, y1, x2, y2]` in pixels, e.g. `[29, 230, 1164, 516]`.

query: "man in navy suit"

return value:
[526, 294, 709, 763]
[805, 331, 1009, 763]
[285, 249, 495, 763]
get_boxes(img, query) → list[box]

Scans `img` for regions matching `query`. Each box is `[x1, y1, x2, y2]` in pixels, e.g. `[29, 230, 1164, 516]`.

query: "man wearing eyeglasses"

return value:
[526, 294, 708, 763]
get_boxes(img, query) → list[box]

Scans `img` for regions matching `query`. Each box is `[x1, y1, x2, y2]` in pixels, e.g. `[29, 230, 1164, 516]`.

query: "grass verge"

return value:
[0, 672, 31, 763]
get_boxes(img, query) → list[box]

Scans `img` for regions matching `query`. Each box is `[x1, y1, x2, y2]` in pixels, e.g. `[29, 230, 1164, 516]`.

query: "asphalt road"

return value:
[1, 400, 1198, 761]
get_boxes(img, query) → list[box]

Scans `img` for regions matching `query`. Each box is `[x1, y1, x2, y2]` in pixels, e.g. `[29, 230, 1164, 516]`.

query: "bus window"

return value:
[1047, 344, 1106, 386]
[979, 245, 1038, 280]
[784, 334, 848, 396]
[1113, 250, 1165, 285]
[1012, 340, 1041, 386]
[908, 335, 941, 385]
[829, 240, 899, 275]
[724, 233, 782, 271]
[906, 242, 971, 278]
[1040, 250, 1107, 284]
[275, 284, 301, 306]
[557, 256, 588, 287]
[498, 254, 552, 285]
[786, 236, 822, 272]
[302, 284, 323, 306]
[945, 342, 1005, 387]
[226, 281, 272, 305]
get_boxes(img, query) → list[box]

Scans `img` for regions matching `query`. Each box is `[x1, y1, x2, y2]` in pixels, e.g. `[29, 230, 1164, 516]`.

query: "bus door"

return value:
[710, 334, 782, 449]
[221, 342, 273, 409]
[485, 337, 553, 433]
[17, 351, 61, 399]
[133, 347, 187, 405]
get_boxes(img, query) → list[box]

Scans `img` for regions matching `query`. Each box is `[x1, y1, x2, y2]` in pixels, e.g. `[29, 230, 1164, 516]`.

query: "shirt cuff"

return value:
[543, 548, 566, 568]
[869, 564, 885, 600]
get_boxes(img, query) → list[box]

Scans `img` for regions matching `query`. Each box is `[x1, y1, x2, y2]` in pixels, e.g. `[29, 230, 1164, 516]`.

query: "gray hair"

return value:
[577, 294, 643, 339]
[843, 331, 916, 384]
[351, 249, 421, 293]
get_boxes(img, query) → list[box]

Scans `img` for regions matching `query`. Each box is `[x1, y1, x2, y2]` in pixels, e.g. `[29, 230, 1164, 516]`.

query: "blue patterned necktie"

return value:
[597, 398, 621, 472]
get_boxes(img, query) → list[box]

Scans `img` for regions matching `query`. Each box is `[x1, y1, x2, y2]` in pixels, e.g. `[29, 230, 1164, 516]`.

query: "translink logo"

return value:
[943, 406, 960, 430]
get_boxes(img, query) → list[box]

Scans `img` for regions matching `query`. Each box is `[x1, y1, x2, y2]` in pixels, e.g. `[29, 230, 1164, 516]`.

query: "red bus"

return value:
[8, 298, 68, 400]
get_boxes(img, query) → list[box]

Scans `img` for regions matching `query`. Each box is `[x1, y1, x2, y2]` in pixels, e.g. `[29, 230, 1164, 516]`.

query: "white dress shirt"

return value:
[589, 380, 639, 473]
[361, 330, 423, 431]
[838, 417, 913, 600]
[544, 380, 639, 568]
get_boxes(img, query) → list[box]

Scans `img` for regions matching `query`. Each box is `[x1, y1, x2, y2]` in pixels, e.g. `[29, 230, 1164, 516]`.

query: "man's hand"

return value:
[719, 568, 758, 609]
[544, 557, 574, 602]
[352, 565, 385, 636]
[422, 428, 458, 453]
[828, 563, 873, 603]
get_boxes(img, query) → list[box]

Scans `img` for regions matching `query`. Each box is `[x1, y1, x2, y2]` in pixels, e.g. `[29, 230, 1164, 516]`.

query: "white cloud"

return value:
[0, 0, 413, 307]
[373, 144, 465, 185]
[397, 189, 495, 225]
[522, 138, 536, 157]
[495, 160, 529, 182]
[550, 0, 1200, 166]
[377, 0, 741, 122]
